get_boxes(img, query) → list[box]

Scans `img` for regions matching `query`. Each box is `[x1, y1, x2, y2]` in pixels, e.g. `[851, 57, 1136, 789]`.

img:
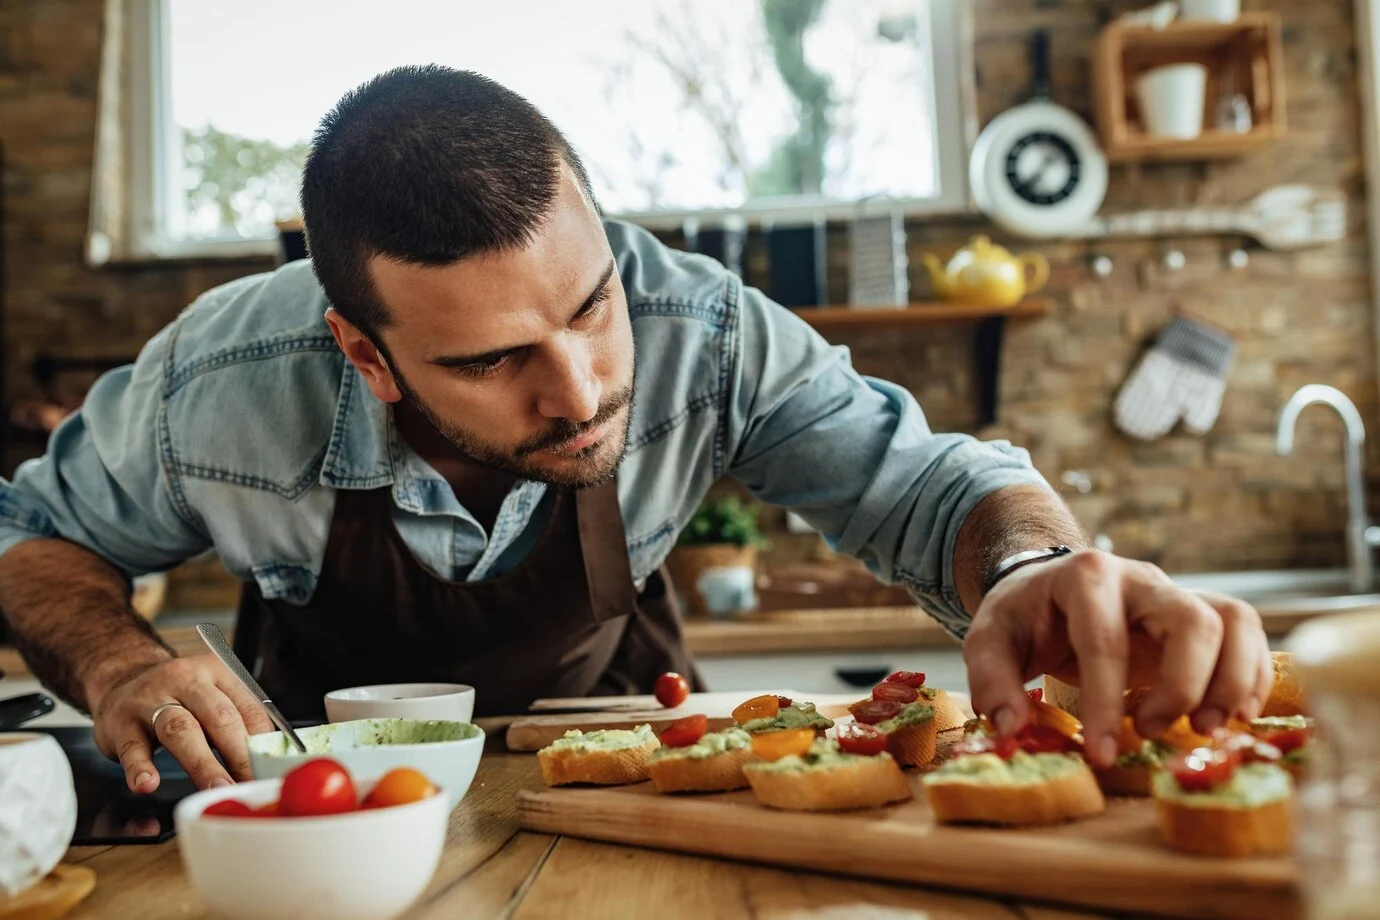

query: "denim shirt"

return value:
[0, 220, 1047, 637]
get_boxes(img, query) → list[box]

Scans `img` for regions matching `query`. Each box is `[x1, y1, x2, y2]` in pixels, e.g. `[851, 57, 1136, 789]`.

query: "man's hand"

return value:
[89, 653, 276, 793]
[962, 549, 1273, 769]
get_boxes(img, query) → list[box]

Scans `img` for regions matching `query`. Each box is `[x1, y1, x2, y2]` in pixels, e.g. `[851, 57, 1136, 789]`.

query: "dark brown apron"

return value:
[236, 479, 701, 720]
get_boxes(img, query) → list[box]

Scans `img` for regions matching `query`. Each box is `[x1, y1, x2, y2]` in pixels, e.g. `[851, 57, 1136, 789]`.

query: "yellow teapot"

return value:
[921, 235, 1049, 307]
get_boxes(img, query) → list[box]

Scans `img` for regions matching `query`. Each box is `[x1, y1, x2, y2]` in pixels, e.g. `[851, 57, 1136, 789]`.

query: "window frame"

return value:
[110, 0, 977, 261]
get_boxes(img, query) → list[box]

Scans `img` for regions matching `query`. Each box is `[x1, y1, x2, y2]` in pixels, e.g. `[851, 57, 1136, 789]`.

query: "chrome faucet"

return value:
[1276, 384, 1380, 593]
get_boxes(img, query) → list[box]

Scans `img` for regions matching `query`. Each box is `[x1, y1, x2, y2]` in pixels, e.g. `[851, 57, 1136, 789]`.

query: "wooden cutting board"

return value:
[505, 691, 861, 752]
[0, 865, 97, 920]
[517, 754, 1299, 919]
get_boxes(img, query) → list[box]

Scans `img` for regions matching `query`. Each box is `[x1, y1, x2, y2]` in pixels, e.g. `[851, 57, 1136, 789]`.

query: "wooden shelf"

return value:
[1094, 12, 1285, 163]
[789, 299, 1051, 330]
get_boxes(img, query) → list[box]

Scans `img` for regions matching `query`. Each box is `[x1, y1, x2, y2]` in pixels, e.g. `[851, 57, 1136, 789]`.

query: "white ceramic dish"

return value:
[247, 718, 484, 810]
[175, 776, 447, 920]
[324, 682, 475, 724]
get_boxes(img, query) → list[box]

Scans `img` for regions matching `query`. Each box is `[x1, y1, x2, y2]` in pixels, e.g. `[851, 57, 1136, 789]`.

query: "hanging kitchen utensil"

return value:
[969, 30, 1109, 238]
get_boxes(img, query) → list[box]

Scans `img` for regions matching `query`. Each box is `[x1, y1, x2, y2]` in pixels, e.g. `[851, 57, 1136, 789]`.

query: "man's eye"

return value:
[455, 355, 508, 378]
[576, 285, 610, 320]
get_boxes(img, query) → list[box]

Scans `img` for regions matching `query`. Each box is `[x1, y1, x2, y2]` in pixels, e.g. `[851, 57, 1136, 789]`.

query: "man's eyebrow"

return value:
[428, 259, 618, 369]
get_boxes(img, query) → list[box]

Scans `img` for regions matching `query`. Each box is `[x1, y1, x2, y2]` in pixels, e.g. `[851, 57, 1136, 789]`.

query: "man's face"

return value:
[349, 167, 635, 489]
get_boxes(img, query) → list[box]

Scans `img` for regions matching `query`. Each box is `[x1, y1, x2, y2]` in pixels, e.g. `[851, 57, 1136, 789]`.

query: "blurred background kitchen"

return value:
[2, 0, 1378, 700]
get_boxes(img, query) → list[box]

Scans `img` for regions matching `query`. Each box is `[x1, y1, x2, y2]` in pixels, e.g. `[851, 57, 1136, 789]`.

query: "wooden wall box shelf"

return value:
[1094, 12, 1285, 162]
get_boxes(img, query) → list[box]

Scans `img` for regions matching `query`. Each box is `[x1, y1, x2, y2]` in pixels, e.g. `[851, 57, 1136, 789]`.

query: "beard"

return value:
[391, 370, 634, 490]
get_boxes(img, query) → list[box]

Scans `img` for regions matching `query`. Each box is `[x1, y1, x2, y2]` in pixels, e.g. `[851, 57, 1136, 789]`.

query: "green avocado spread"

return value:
[1250, 715, 1312, 731]
[1151, 762, 1292, 808]
[249, 718, 475, 757]
[650, 727, 751, 762]
[923, 750, 1085, 786]
[740, 702, 834, 734]
[877, 702, 936, 734]
[545, 724, 658, 753]
[744, 737, 884, 774]
[1114, 739, 1173, 768]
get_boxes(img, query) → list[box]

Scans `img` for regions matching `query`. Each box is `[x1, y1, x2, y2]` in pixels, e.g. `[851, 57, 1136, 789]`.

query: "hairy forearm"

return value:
[954, 484, 1089, 614]
[0, 538, 173, 712]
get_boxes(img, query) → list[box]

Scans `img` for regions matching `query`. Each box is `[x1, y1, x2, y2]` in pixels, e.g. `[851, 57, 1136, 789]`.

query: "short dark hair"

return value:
[301, 65, 597, 337]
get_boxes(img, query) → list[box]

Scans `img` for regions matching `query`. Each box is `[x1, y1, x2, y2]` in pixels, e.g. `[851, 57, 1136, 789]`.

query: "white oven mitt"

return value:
[1114, 314, 1236, 440]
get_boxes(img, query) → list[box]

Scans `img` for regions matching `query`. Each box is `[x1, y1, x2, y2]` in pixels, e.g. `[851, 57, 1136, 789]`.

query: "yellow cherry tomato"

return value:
[750, 728, 815, 761]
[732, 694, 781, 724]
[1030, 699, 1084, 740]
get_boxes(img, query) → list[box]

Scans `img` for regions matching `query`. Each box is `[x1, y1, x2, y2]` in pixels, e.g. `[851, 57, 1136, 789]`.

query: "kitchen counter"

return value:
[56, 716, 1107, 920]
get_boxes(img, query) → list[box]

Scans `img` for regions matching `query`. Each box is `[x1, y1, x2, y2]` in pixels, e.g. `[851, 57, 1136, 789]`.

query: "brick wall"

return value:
[0, 0, 1372, 611]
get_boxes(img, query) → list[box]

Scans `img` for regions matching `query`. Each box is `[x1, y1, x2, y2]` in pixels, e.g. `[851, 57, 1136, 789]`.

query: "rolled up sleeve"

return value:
[0, 326, 210, 575]
[724, 285, 1049, 637]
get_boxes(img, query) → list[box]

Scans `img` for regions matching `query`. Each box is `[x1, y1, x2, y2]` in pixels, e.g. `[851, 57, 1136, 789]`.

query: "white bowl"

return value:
[324, 682, 475, 724]
[0, 733, 77, 896]
[247, 718, 484, 810]
[175, 777, 447, 920]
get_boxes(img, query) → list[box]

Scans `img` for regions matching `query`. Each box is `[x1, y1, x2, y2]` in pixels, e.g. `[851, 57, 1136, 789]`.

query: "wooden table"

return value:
[58, 719, 1107, 920]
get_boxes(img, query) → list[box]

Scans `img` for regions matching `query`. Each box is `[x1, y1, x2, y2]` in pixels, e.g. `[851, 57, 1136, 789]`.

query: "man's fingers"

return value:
[179, 683, 255, 782]
[1192, 593, 1268, 731]
[1133, 587, 1225, 739]
[1055, 553, 1128, 767]
[963, 618, 1033, 735]
[214, 673, 276, 736]
[153, 703, 233, 790]
[114, 726, 161, 794]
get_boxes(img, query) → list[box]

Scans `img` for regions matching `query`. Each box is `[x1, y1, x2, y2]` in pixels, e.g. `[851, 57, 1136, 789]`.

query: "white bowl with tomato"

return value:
[247, 717, 484, 810]
[175, 759, 448, 920]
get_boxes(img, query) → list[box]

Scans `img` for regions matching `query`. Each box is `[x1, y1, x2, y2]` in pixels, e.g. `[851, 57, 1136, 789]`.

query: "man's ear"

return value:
[324, 309, 403, 403]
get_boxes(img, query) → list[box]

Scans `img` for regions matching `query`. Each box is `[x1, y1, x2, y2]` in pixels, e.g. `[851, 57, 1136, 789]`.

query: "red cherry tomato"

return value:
[776, 696, 793, 708]
[883, 671, 926, 688]
[1213, 728, 1281, 764]
[254, 801, 280, 817]
[1256, 726, 1309, 754]
[654, 672, 690, 708]
[1167, 747, 1239, 792]
[278, 758, 358, 817]
[1026, 688, 1044, 703]
[872, 682, 918, 704]
[202, 799, 254, 818]
[1015, 723, 1082, 754]
[362, 767, 438, 809]
[836, 722, 888, 756]
[848, 699, 903, 725]
[658, 714, 709, 748]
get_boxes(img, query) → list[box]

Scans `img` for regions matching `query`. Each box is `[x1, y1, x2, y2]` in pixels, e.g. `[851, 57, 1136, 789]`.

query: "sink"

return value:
[1171, 568, 1380, 614]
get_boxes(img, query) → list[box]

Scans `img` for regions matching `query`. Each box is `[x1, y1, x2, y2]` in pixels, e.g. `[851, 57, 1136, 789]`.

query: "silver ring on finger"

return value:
[150, 702, 189, 732]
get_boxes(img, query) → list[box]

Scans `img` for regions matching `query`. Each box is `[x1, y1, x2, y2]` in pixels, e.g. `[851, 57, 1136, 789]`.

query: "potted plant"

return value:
[667, 497, 766, 618]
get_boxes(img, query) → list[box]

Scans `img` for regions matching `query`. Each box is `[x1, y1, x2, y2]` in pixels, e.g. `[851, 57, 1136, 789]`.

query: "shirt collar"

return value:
[318, 358, 395, 491]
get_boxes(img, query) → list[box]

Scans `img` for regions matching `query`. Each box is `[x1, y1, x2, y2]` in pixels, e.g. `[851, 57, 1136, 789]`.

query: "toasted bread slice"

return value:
[1093, 763, 1155, 797]
[926, 689, 968, 733]
[648, 746, 754, 794]
[886, 717, 939, 767]
[537, 727, 659, 787]
[1156, 796, 1293, 857]
[924, 755, 1106, 826]
[1260, 652, 1305, 717]
[745, 753, 912, 811]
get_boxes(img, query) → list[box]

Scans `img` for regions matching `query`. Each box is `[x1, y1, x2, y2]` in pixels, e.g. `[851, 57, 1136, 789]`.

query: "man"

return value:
[0, 66, 1270, 795]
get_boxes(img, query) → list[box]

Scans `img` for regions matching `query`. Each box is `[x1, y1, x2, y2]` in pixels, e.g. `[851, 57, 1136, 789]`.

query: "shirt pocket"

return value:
[625, 519, 678, 589]
[250, 562, 318, 605]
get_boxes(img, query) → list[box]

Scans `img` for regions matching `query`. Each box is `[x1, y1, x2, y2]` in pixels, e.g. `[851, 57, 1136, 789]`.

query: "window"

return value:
[101, 0, 975, 261]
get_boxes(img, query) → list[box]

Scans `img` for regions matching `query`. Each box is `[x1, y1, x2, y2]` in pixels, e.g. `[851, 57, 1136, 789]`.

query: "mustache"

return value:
[515, 385, 633, 456]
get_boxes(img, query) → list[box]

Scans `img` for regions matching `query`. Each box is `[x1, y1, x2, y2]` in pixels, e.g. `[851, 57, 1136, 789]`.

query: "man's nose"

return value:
[535, 341, 601, 422]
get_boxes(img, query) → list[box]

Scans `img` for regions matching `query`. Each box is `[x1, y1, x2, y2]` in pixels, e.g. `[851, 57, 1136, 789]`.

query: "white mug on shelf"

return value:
[1178, 0, 1239, 22]
[1135, 63, 1208, 140]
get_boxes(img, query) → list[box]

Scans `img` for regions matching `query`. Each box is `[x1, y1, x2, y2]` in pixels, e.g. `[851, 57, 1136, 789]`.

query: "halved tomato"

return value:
[1212, 728, 1281, 764]
[732, 694, 780, 724]
[1030, 700, 1083, 740]
[1115, 715, 1146, 756]
[836, 723, 888, 756]
[1255, 726, 1309, 754]
[1167, 746, 1238, 792]
[872, 682, 918, 704]
[776, 696, 793, 708]
[659, 714, 709, 748]
[1157, 715, 1212, 751]
[750, 728, 815, 761]
[1026, 688, 1043, 703]
[883, 671, 926, 688]
[202, 799, 255, 818]
[1015, 723, 1083, 754]
[849, 699, 903, 725]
